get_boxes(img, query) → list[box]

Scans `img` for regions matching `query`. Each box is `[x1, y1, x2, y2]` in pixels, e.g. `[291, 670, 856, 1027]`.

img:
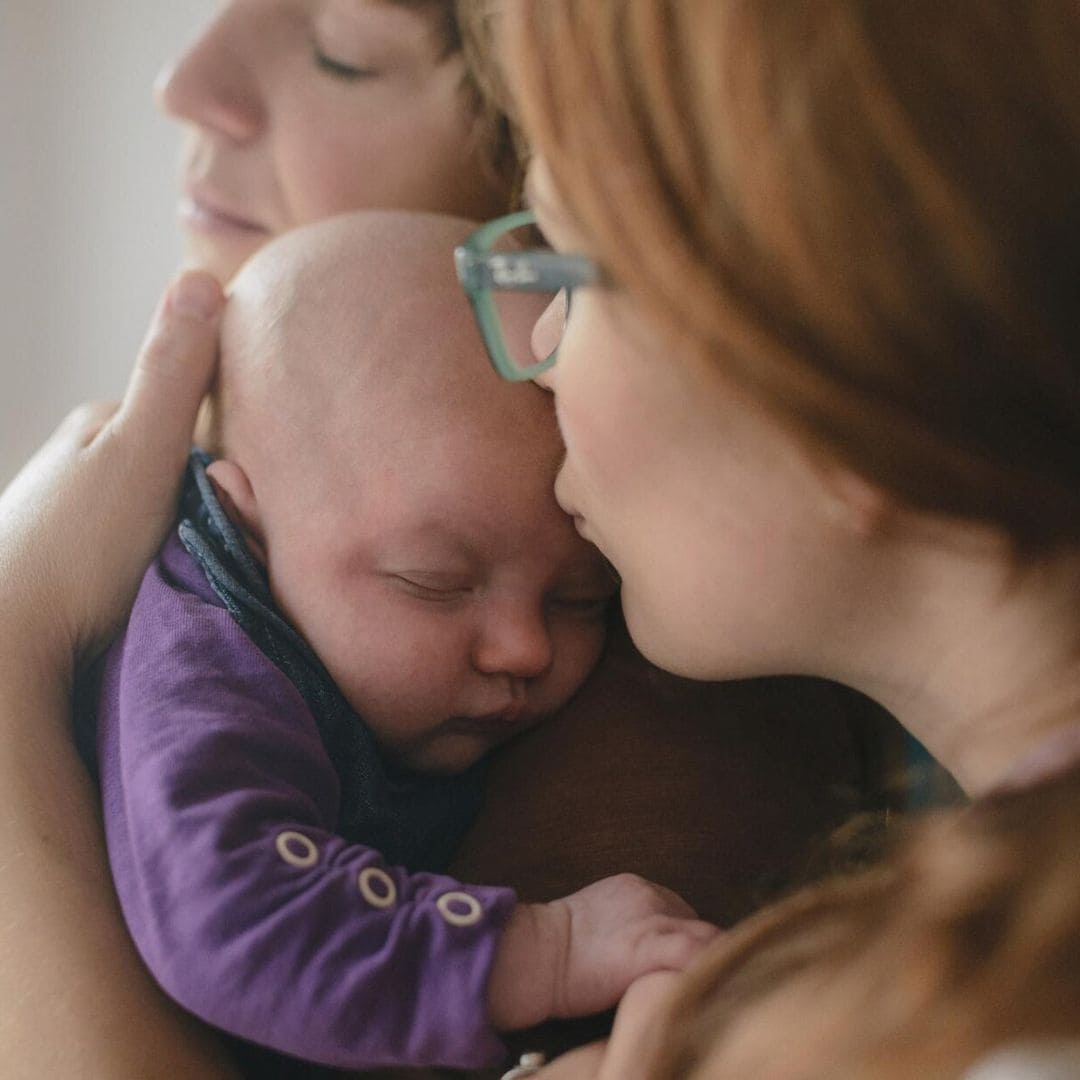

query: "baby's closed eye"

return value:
[546, 589, 615, 619]
[388, 573, 475, 602]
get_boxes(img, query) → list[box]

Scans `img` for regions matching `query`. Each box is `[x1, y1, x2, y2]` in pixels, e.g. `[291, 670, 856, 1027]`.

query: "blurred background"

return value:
[0, 3, 214, 487]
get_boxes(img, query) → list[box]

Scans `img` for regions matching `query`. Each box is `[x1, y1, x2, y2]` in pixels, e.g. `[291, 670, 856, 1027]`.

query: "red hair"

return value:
[504, 1, 1080, 552]
[652, 766, 1080, 1077]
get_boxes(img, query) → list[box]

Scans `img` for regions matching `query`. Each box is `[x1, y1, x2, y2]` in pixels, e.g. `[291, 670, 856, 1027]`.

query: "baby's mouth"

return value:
[444, 705, 533, 738]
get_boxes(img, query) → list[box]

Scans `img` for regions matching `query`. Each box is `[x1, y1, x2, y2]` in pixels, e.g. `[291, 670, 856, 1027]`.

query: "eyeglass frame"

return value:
[454, 209, 606, 382]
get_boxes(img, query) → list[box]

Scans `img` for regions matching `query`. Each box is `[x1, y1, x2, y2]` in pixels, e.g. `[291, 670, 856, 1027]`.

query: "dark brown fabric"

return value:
[351, 624, 901, 1080]
[444, 626, 897, 1073]
[452, 625, 892, 922]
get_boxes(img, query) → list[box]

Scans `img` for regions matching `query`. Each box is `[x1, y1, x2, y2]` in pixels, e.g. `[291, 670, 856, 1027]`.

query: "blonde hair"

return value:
[385, 0, 523, 202]
[649, 766, 1080, 1078]
[504, 1, 1080, 552]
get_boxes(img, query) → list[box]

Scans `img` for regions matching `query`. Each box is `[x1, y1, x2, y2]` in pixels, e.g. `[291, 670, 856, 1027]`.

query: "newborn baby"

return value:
[94, 211, 716, 1073]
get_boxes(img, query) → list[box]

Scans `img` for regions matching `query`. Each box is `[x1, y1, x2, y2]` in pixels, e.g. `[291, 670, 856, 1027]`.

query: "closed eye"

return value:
[311, 41, 379, 81]
[390, 575, 473, 603]
[548, 594, 614, 619]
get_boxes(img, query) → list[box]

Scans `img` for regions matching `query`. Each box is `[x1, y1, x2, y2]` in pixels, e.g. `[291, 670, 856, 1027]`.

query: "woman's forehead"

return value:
[353, 0, 458, 52]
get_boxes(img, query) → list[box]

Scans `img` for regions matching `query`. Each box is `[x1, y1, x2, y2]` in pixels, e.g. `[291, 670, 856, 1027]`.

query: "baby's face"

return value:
[262, 410, 615, 774]
[214, 212, 613, 773]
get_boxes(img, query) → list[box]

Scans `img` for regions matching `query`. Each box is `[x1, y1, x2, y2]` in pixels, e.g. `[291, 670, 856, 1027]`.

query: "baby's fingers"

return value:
[637, 917, 722, 973]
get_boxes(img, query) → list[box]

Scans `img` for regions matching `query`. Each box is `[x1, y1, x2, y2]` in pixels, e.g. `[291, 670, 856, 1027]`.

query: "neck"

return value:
[830, 534, 1080, 797]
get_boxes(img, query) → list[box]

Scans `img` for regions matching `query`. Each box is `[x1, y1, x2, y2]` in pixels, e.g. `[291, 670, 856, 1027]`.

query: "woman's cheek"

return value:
[531, 291, 569, 363]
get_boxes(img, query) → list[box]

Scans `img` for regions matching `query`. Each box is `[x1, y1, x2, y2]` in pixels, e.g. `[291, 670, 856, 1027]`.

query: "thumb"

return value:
[595, 972, 681, 1080]
[114, 269, 224, 465]
[635, 918, 722, 975]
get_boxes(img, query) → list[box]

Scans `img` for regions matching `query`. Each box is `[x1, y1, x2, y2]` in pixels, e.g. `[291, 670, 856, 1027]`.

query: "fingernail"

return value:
[168, 273, 222, 322]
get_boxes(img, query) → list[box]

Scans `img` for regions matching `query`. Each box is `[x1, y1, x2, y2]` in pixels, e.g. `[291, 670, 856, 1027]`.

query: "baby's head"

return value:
[207, 210, 614, 774]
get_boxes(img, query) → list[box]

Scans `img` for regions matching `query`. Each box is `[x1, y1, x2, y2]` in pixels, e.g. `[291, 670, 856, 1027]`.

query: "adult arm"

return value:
[0, 273, 240, 1078]
[528, 972, 680, 1080]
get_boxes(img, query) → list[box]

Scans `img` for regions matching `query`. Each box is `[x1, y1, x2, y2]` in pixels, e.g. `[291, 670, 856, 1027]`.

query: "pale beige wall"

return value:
[0, 2, 214, 486]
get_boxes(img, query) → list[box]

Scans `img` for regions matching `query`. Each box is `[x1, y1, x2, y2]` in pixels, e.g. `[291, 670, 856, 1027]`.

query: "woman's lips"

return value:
[554, 476, 587, 534]
[561, 508, 590, 542]
[178, 193, 267, 237]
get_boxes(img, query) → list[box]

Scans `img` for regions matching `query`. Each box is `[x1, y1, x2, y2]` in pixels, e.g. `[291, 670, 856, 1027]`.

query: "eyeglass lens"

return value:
[488, 221, 561, 375]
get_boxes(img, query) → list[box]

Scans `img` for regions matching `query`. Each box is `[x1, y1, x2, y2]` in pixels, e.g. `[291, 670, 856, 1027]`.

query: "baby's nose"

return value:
[472, 605, 553, 680]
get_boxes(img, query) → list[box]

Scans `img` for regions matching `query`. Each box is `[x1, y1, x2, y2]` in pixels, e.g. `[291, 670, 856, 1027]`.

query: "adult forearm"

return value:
[0, 270, 230, 1076]
[0, 657, 239, 1079]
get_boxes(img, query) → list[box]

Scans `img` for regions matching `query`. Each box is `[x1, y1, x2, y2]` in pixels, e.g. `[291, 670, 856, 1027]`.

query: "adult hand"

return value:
[0, 270, 238, 1079]
[0, 270, 223, 681]
[530, 972, 682, 1080]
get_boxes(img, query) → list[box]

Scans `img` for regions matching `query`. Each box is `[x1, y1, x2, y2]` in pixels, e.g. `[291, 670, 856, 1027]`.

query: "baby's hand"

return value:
[487, 873, 719, 1030]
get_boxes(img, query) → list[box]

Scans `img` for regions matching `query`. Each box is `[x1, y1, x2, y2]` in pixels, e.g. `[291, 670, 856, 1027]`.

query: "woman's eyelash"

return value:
[311, 42, 377, 81]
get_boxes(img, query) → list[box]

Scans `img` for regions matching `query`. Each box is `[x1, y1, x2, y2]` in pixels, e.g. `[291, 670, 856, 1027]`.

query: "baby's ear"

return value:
[205, 459, 267, 565]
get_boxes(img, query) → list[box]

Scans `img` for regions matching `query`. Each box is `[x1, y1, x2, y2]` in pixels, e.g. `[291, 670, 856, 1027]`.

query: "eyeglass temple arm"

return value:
[454, 248, 603, 293]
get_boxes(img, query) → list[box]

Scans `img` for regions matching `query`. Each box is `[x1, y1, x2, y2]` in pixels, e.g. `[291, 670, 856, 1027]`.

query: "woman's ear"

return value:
[204, 459, 267, 564]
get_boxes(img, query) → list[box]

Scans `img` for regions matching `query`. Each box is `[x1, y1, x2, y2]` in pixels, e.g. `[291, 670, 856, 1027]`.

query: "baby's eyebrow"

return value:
[405, 519, 481, 552]
[376, 521, 487, 565]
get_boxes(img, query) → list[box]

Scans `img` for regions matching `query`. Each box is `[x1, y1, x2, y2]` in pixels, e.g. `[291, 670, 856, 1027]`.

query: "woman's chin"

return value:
[622, 593, 733, 682]
[180, 231, 267, 285]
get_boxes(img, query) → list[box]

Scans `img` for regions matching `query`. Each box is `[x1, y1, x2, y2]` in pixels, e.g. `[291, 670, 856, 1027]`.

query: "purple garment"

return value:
[97, 533, 516, 1070]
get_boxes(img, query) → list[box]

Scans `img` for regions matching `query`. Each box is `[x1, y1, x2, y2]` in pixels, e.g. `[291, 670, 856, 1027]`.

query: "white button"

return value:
[275, 830, 319, 868]
[436, 891, 483, 927]
[357, 866, 397, 909]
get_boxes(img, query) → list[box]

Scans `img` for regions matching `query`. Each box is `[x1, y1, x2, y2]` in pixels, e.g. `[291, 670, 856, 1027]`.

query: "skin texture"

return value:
[530, 973, 680, 1080]
[207, 210, 614, 773]
[527, 155, 1080, 801]
[526, 160, 875, 686]
[157, 0, 511, 283]
[0, 272, 239, 1078]
[0, 5, 514, 1075]
[204, 211, 721, 1034]
[0, 5, 895, 1073]
[511, 67, 1080, 1074]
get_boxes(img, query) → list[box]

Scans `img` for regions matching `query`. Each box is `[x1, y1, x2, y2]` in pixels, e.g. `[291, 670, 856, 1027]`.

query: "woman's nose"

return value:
[153, 5, 263, 143]
[472, 604, 554, 681]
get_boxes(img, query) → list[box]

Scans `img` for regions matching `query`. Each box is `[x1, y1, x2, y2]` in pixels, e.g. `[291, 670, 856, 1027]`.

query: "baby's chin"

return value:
[380, 730, 504, 777]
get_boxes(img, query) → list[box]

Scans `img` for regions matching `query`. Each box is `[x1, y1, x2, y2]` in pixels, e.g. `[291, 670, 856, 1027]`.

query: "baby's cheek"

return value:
[551, 622, 608, 705]
[343, 621, 474, 724]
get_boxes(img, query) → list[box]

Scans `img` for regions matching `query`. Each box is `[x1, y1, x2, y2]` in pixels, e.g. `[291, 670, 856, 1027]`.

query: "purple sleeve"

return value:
[96, 538, 516, 1071]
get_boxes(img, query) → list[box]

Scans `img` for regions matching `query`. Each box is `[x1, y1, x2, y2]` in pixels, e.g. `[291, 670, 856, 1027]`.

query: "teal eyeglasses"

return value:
[454, 209, 606, 381]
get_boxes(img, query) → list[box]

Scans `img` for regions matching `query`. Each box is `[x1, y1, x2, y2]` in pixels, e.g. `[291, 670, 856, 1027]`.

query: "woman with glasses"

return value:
[0, 2, 893, 1075]
[448, 1, 1080, 1075]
